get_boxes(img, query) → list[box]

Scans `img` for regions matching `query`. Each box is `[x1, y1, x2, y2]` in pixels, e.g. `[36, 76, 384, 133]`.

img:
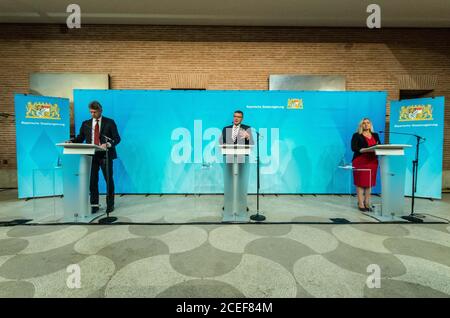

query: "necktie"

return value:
[232, 125, 239, 142]
[94, 119, 100, 145]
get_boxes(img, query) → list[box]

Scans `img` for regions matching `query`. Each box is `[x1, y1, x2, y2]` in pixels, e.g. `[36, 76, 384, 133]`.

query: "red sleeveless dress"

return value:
[352, 135, 378, 187]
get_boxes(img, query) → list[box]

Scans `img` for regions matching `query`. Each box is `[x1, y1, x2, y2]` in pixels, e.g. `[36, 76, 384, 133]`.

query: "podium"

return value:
[220, 144, 253, 222]
[56, 143, 105, 222]
[361, 144, 411, 221]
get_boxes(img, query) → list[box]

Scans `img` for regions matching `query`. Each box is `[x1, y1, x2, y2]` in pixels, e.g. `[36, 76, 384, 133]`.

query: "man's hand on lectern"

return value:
[100, 143, 108, 149]
[239, 130, 250, 140]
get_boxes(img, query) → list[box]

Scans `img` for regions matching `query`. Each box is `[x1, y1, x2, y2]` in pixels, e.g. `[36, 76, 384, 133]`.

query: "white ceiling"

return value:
[0, 0, 449, 27]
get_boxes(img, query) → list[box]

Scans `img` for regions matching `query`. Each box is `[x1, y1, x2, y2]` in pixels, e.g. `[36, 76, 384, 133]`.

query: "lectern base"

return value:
[235, 214, 249, 222]
[222, 214, 235, 222]
[222, 213, 249, 223]
[223, 158, 250, 223]
[362, 212, 407, 223]
[62, 212, 102, 223]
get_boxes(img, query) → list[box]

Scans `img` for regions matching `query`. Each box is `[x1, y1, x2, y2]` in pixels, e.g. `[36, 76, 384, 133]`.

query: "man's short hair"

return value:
[234, 110, 244, 116]
[89, 101, 102, 110]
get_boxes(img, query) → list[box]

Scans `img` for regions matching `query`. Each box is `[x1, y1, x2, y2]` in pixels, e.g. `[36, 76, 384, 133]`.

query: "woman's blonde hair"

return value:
[357, 118, 374, 134]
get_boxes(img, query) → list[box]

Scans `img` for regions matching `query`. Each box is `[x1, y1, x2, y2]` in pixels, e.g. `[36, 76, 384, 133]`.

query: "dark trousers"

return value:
[90, 155, 114, 208]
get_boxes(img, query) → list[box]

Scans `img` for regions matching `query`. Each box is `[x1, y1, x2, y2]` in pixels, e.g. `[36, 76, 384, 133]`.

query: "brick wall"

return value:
[1, 24, 449, 179]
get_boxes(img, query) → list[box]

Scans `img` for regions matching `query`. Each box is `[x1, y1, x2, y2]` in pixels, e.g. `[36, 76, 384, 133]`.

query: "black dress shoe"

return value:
[106, 206, 114, 213]
[358, 207, 368, 212]
[91, 207, 99, 214]
[365, 204, 373, 212]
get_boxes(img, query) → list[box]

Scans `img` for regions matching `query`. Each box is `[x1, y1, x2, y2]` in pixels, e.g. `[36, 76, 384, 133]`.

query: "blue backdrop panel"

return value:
[15, 94, 70, 198]
[390, 97, 445, 199]
[74, 90, 386, 194]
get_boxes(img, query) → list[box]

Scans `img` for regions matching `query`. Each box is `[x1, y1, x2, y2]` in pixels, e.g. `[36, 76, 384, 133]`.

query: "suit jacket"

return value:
[72, 116, 121, 159]
[220, 124, 254, 146]
[351, 132, 380, 161]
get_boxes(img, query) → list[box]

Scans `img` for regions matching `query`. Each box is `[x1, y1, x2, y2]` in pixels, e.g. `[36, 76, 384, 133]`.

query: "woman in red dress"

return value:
[351, 118, 380, 212]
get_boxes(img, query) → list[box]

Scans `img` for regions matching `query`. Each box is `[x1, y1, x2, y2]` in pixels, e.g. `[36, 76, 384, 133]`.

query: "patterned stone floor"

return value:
[0, 222, 450, 297]
[1, 189, 450, 224]
[1, 189, 449, 297]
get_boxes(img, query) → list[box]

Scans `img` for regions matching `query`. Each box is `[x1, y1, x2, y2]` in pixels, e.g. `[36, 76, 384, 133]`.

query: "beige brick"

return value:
[0, 24, 449, 170]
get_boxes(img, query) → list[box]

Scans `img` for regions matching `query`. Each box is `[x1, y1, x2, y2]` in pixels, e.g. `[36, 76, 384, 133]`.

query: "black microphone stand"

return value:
[99, 135, 117, 224]
[380, 131, 425, 223]
[402, 134, 425, 223]
[250, 132, 265, 222]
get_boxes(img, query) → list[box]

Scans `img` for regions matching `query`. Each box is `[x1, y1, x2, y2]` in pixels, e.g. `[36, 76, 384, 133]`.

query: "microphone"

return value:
[379, 131, 425, 141]
[102, 134, 115, 149]
[102, 134, 114, 143]
[254, 131, 264, 139]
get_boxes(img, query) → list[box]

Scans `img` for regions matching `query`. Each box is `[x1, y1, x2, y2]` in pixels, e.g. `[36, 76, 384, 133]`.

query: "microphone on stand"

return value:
[98, 133, 117, 224]
[250, 130, 265, 222]
[101, 134, 115, 144]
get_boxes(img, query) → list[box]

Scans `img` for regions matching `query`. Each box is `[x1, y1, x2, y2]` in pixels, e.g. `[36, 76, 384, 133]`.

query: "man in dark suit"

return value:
[220, 110, 254, 214]
[220, 110, 254, 146]
[70, 101, 121, 213]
